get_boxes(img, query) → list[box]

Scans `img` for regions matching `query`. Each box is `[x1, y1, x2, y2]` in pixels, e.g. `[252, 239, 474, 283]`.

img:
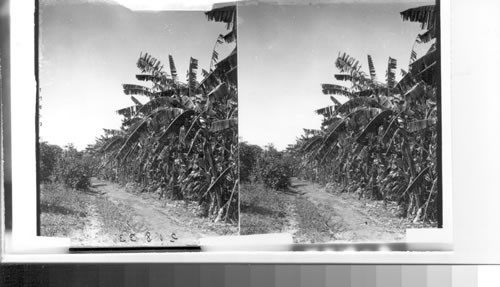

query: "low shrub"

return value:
[257, 145, 293, 190]
[56, 145, 93, 190]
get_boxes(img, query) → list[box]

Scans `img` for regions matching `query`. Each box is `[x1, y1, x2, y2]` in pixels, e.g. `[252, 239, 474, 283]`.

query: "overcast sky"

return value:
[238, 1, 433, 150]
[39, 1, 231, 149]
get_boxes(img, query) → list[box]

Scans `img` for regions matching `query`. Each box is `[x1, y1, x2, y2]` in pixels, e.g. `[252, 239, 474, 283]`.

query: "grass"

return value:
[240, 182, 341, 243]
[40, 183, 90, 237]
[40, 183, 136, 243]
[240, 182, 290, 235]
[293, 196, 337, 243]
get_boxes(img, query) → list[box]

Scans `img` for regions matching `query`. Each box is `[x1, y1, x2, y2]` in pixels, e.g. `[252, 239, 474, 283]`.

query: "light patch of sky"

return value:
[39, 2, 233, 150]
[238, 2, 433, 150]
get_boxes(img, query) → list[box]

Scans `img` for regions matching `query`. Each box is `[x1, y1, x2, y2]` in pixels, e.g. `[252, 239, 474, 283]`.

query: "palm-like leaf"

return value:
[316, 120, 347, 161]
[400, 5, 436, 30]
[386, 57, 397, 89]
[355, 110, 393, 145]
[334, 74, 353, 82]
[407, 119, 436, 132]
[131, 96, 143, 107]
[158, 110, 196, 143]
[187, 57, 199, 96]
[399, 166, 430, 200]
[321, 84, 352, 97]
[211, 118, 237, 132]
[137, 52, 163, 75]
[123, 84, 154, 98]
[367, 55, 377, 81]
[205, 5, 236, 29]
[336, 52, 362, 74]
[168, 55, 178, 81]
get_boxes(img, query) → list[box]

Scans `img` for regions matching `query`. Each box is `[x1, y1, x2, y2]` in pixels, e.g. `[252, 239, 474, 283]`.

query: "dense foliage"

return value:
[88, 5, 239, 223]
[55, 144, 94, 190]
[291, 5, 440, 223]
[39, 142, 63, 183]
[239, 142, 263, 183]
[257, 145, 293, 190]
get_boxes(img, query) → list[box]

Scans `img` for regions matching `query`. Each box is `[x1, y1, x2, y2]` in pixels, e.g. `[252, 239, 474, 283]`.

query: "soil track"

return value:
[71, 178, 236, 247]
[289, 177, 405, 242]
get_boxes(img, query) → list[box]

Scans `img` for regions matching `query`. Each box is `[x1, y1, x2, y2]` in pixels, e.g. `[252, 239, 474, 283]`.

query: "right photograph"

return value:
[238, 1, 441, 243]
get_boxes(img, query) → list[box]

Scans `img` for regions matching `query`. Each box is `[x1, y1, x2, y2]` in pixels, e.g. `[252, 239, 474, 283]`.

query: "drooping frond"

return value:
[410, 50, 418, 64]
[116, 106, 137, 118]
[211, 118, 237, 132]
[137, 97, 178, 116]
[203, 166, 233, 198]
[334, 74, 353, 82]
[330, 96, 341, 106]
[315, 105, 336, 117]
[355, 110, 393, 145]
[131, 96, 142, 107]
[136, 52, 163, 75]
[322, 117, 344, 130]
[168, 55, 178, 81]
[399, 166, 430, 200]
[418, 28, 436, 43]
[301, 136, 323, 153]
[101, 136, 124, 152]
[102, 129, 121, 137]
[396, 71, 417, 93]
[210, 34, 225, 71]
[205, 4, 236, 29]
[184, 113, 203, 141]
[407, 118, 436, 132]
[214, 48, 237, 74]
[225, 66, 237, 86]
[404, 82, 425, 102]
[367, 55, 377, 81]
[222, 29, 236, 43]
[116, 118, 149, 160]
[353, 87, 388, 98]
[201, 69, 210, 78]
[303, 129, 322, 137]
[347, 106, 382, 125]
[187, 57, 199, 96]
[316, 120, 347, 161]
[382, 113, 402, 143]
[336, 52, 362, 74]
[386, 57, 397, 89]
[321, 84, 352, 98]
[400, 5, 436, 30]
[123, 84, 154, 97]
[409, 47, 438, 85]
[136, 74, 162, 82]
[158, 110, 195, 143]
[336, 97, 382, 115]
[207, 82, 228, 101]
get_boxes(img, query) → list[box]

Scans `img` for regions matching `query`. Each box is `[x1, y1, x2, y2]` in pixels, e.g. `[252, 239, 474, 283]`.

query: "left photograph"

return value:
[37, 1, 238, 247]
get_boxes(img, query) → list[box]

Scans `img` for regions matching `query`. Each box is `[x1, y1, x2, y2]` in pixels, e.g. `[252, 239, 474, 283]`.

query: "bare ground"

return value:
[42, 179, 237, 247]
[288, 178, 405, 242]
[241, 178, 407, 243]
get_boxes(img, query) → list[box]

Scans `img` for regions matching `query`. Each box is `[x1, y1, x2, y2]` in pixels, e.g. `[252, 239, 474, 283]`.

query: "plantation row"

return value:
[241, 4, 440, 225]
[39, 5, 239, 223]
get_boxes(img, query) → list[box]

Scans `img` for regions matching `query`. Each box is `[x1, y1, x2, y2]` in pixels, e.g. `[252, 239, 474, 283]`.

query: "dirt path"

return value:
[289, 178, 405, 242]
[71, 178, 235, 247]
